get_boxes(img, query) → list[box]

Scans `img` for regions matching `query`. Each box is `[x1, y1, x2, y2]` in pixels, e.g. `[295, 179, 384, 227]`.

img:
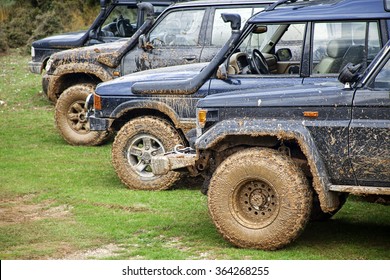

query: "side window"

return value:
[211, 7, 265, 47]
[312, 21, 382, 74]
[226, 23, 305, 76]
[101, 5, 138, 37]
[372, 57, 390, 89]
[273, 24, 305, 61]
[149, 9, 205, 46]
[368, 22, 382, 60]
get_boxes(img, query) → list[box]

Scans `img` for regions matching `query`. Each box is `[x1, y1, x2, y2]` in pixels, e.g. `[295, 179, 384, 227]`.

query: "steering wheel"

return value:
[116, 15, 133, 37]
[250, 49, 269, 74]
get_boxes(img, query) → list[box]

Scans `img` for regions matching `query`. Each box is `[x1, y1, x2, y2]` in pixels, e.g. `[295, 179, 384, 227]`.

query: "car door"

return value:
[349, 53, 390, 185]
[136, 8, 207, 71]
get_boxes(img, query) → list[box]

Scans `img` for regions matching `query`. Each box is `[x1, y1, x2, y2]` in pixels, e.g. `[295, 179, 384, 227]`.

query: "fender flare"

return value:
[111, 100, 184, 130]
[196, 118, 340, 213]
[47, 63, 113, 101]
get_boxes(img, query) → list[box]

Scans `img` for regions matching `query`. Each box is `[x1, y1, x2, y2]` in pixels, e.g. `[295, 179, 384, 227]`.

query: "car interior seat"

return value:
[313, 39, 350, 74]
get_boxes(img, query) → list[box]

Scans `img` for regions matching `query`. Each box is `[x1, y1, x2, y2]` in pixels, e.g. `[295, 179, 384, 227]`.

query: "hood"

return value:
[198, 82, 352, 108]
[32, 31, 88, 49]
[96, 63, 208, 96]
[50, 40, 127, 65]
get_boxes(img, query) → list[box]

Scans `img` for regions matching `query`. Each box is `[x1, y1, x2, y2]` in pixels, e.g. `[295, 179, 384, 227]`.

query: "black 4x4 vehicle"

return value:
[29, 0, 176, 74]
[150, 39, 390, 251]
[87, 0, 390, 190]
[45, 0, 273, 145]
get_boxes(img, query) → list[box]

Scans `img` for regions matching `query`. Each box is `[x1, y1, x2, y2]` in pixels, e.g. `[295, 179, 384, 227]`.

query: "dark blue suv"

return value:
[87, 0, 390, 191]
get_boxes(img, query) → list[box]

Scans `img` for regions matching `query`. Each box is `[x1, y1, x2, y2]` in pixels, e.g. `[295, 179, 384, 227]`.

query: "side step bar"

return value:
[329, 185, 390, 195]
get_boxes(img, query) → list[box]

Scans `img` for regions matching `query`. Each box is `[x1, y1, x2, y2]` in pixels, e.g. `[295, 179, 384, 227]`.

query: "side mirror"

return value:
[276, 48, 292, 61]
[89, 29, 96, 39]
[138, 34, 147, 48]
[217, 64, 228, 80]
[338, 63, 362, 85]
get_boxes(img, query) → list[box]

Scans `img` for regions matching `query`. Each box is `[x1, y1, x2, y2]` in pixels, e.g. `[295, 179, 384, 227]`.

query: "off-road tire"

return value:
[55, 84, 110, 146]
[208, 148, 313, 250]
[112, 116, 185, 190]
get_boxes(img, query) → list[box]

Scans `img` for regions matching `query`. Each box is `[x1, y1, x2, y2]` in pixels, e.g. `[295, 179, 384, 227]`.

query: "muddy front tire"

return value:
[55, 84, 110, 146]
[112, 116, 185, 191]
[208, 148, 312, 250]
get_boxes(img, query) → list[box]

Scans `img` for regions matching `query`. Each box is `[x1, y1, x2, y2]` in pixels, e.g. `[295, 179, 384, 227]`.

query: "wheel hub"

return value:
[67, 100, 89, 133]
[126, 134, 165, 177]
[232, 179, 279, 229]
[249, 189, 267, 210]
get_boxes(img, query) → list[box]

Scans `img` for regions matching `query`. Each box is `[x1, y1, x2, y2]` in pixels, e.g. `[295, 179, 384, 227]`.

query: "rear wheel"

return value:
[208, 148, 312, 250]
[112, 116, 185, 190]
[55, 84, 111, 146]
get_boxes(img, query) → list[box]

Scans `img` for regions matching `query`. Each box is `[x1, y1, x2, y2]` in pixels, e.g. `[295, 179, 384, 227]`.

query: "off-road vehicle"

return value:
[150, 38, 390, 250]
[29, 0, 177, 74]
[87, 0, 390, 190]
[44, 0, 273, 146]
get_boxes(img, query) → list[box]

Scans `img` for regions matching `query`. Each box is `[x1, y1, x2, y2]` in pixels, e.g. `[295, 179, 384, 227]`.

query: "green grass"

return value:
[0, 51, 389, 260]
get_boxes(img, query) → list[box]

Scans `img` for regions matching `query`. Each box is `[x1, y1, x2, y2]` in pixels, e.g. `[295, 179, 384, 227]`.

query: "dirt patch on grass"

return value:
[59, 243, 123, 260]
[0, 194, 73, 226]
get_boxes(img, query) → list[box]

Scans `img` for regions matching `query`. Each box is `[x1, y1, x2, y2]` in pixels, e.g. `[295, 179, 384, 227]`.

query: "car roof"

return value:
[171, 0, 276, 8]
[249, 0, 390, 23]
[113, 0, 181, 4]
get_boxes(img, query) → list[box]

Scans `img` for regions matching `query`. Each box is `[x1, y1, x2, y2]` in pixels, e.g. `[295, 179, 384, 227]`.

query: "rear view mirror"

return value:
[253, 25, 267, 34]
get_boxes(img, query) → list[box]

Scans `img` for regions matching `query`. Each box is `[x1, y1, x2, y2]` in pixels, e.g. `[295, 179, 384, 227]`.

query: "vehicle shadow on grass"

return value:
[299, 217, 390, 258]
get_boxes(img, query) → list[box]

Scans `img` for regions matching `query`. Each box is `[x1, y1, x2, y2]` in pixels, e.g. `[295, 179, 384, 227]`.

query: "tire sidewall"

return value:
[112, 116, 184, 190]
[55, 84, 109, 146]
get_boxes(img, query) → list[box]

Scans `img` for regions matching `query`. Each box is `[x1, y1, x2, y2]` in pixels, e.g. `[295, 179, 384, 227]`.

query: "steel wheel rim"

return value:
[231, 178, 279, 229]
[126, 134, 165, 177]
[66, 100, 89, 134]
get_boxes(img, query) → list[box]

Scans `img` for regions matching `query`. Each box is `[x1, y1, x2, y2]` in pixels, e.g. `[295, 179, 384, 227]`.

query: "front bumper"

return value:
[151, 150, 197, 175]
[28, 61, 43, 74]
[89, 115, 112, 131]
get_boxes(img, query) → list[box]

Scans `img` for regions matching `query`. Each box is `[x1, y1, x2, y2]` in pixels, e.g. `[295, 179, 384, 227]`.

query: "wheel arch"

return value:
[197, 119, 341, 213]
[47, 63, 112, 101]
[110, 100, 189, 144]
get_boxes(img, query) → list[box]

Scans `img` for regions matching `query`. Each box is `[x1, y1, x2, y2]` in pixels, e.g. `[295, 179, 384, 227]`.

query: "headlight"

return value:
[45, 58, 53, 72]
[31, 46, 35, 58]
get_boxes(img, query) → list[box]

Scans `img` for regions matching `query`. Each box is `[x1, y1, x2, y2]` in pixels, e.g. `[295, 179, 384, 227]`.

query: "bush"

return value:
[0, 28, 9, 54]
[0, 0, 99, 51]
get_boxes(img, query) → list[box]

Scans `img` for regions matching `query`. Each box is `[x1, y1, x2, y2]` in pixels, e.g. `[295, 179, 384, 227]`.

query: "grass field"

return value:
[0, 50, 389, 260]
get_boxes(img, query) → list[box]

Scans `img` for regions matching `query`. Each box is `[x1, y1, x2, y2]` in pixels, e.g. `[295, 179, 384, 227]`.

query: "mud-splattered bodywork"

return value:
[192, 43, 390, 211]
[29, 1, 176, 74]
[42, 0, 275, 102]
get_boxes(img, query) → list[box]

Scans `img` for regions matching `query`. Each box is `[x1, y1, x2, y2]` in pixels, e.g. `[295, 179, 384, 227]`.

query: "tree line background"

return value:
[0, 0, 100, 54]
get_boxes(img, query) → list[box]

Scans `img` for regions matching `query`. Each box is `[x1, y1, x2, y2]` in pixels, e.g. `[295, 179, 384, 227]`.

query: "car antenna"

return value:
[265, 0, 298, 11]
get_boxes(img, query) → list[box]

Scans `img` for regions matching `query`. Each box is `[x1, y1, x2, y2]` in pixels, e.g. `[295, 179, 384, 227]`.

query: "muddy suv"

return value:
[45, 0, 273, 146]
[150, 39, 390, 250]
[87, 0, 390, 190]
[29, 0, 177, 74]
